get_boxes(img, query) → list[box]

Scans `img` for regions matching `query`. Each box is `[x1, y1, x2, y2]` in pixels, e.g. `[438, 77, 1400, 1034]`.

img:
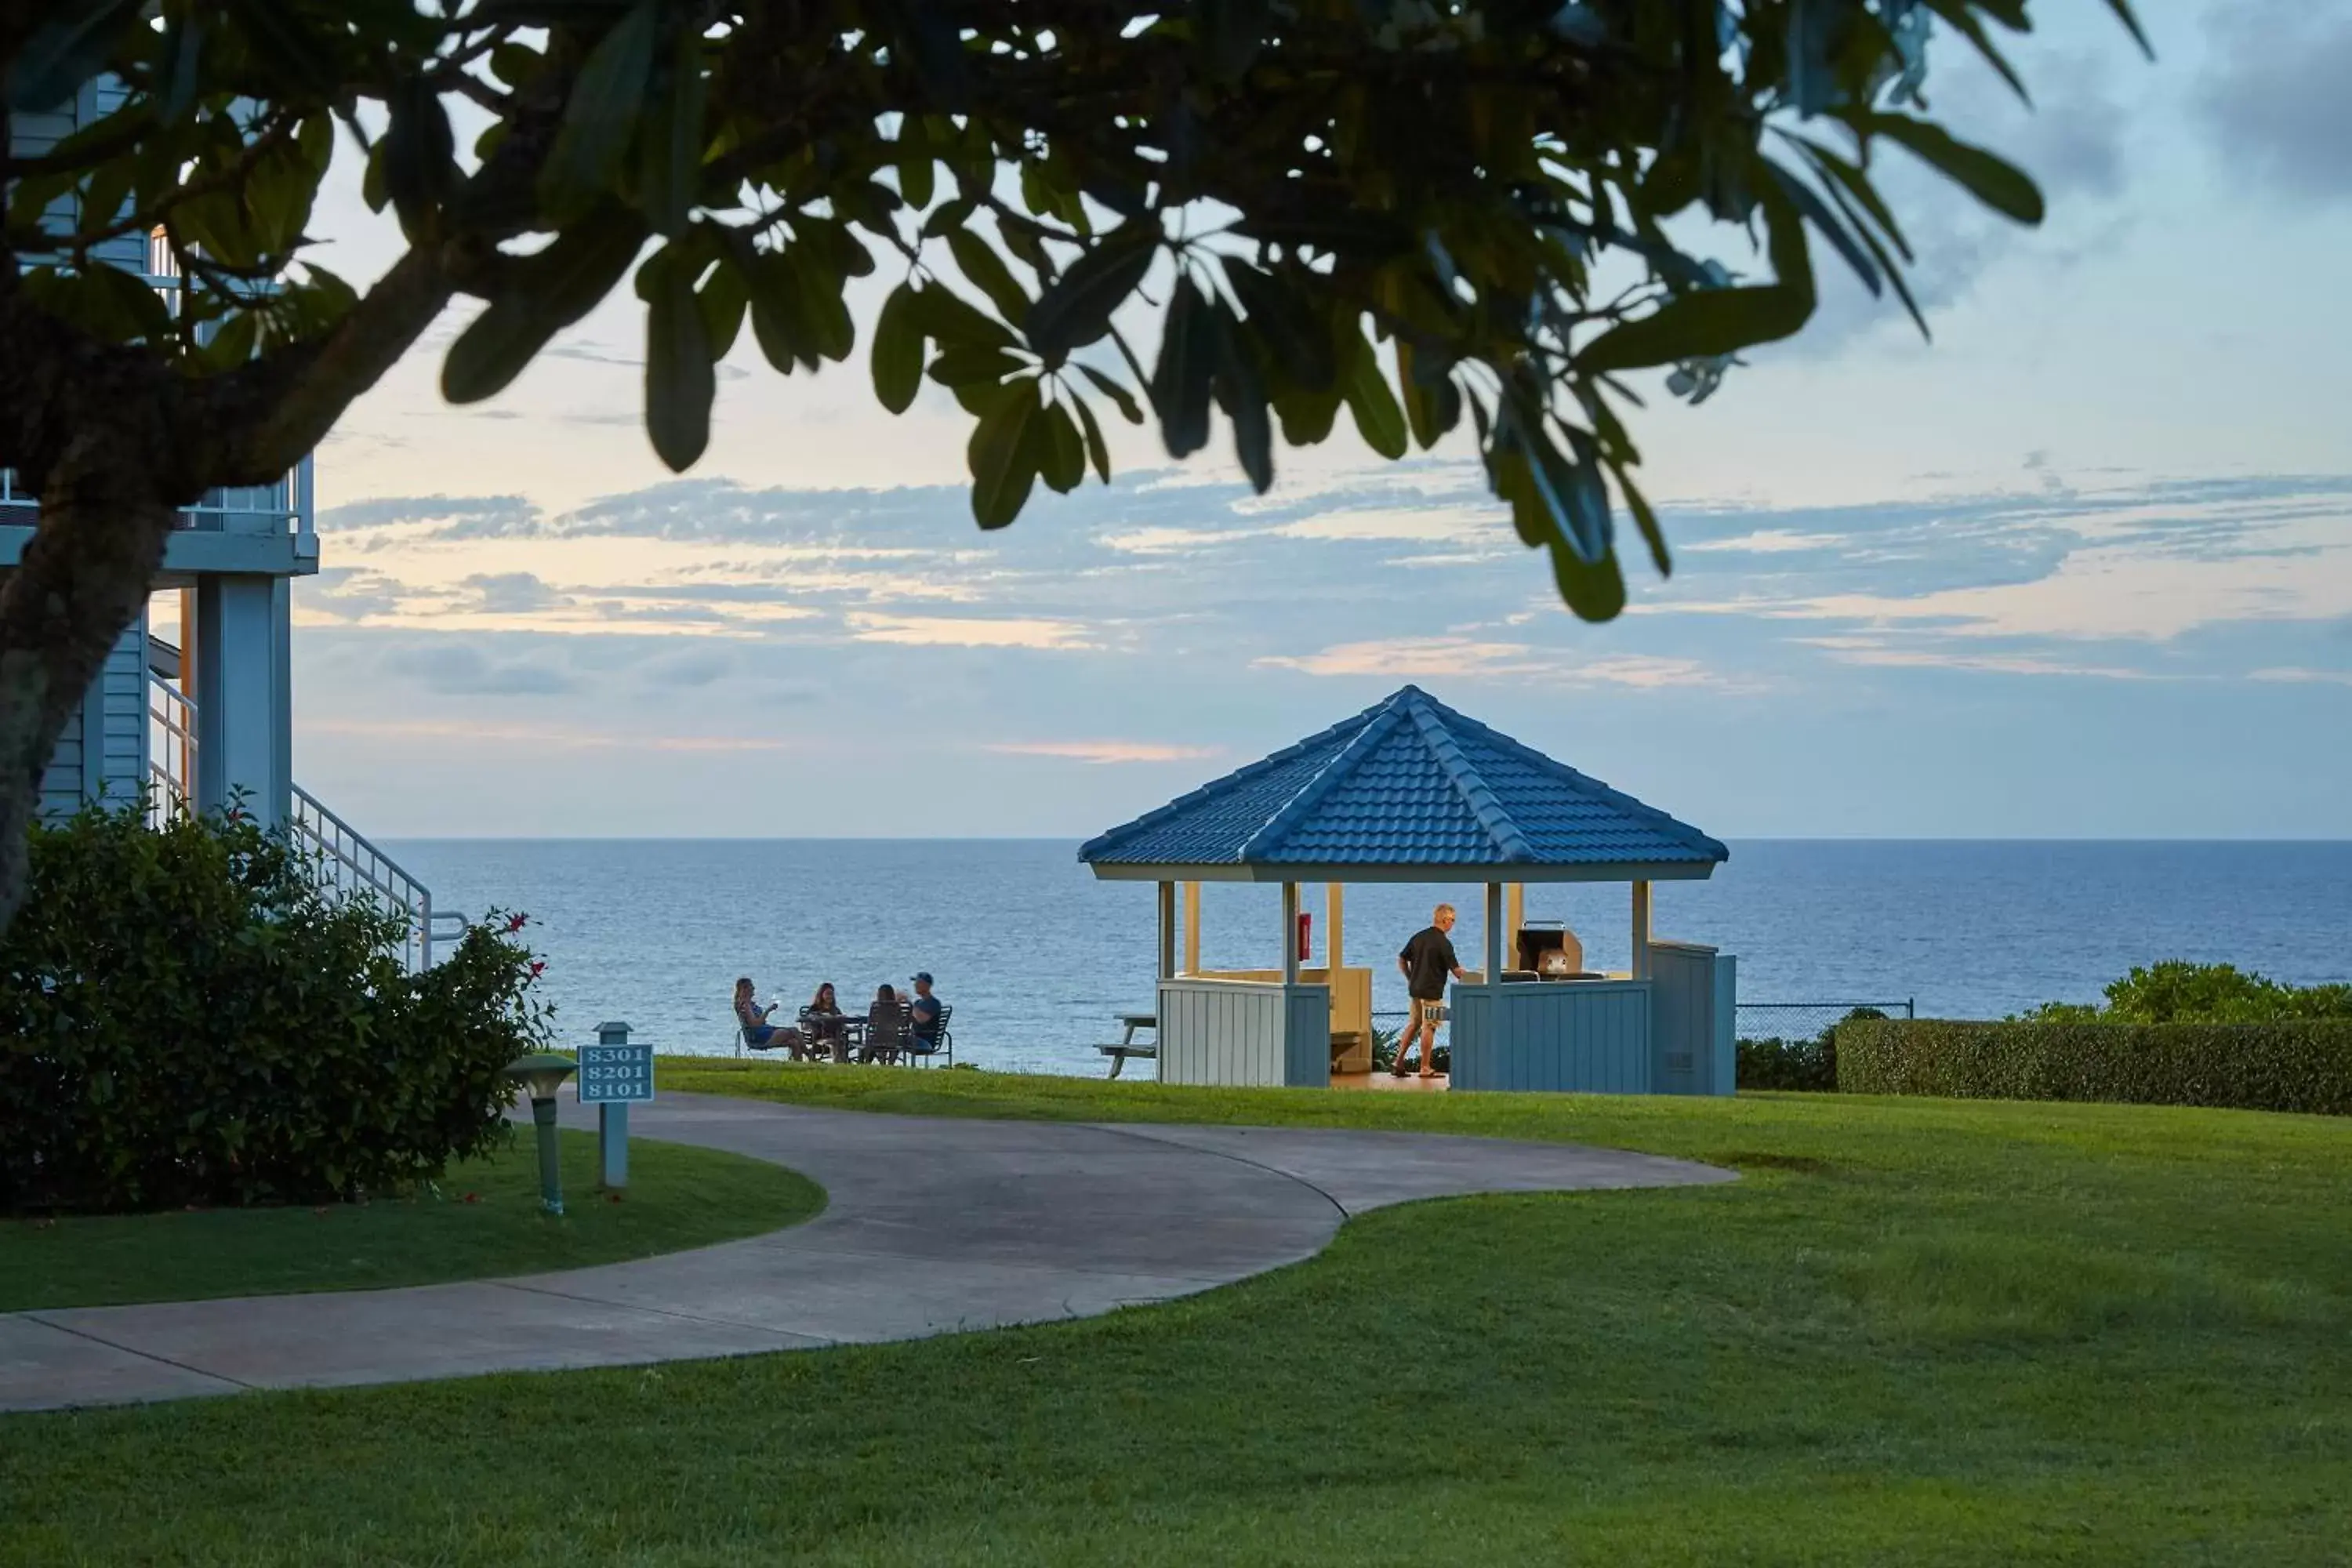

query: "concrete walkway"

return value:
[0, 1093, 1733, 1413]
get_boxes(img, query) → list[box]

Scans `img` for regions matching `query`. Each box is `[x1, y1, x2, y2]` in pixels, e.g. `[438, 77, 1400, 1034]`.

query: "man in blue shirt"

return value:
[909, 972, 946, 1046]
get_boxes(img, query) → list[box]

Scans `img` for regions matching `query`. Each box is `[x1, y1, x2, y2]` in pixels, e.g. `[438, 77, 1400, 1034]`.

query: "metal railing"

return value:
[2, 239, 312, 543]
[147, 679, 196, 826]
[292, 785, 465, 972]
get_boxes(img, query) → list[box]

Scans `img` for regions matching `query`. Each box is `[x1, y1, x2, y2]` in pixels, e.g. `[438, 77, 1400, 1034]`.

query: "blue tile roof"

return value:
[1079, 687, 1727, 873]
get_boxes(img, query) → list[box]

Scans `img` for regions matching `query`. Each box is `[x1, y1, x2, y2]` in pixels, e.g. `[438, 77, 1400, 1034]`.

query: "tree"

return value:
[0, 0, 2143, 931]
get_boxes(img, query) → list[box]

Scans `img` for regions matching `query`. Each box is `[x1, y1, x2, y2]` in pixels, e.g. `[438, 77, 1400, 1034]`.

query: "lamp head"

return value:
[506, 1052, 577, 1102]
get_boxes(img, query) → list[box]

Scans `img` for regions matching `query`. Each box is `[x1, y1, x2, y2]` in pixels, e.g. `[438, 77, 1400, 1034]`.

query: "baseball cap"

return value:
[911, 971, 933, 985]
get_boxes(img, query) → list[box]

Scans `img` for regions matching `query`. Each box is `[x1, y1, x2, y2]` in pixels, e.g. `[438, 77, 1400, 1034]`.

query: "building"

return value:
[7, 81, 452, 965]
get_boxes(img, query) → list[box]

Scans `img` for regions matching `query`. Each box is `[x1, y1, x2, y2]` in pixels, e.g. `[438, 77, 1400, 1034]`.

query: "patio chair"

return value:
[798, 1007, 848, 1062]
[735, 1024, 804, 1058]
[862, 1002, 912, 1065]
[903, 1004, 954, 1067]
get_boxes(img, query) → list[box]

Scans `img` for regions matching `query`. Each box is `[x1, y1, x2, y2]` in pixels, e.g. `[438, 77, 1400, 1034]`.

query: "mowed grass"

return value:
[1, 1065, 2346, 1565]
[0, 1129, 822, 1311]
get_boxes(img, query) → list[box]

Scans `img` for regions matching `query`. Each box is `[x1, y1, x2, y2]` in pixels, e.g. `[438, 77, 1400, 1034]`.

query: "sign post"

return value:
[577, 1021, 655, 1189]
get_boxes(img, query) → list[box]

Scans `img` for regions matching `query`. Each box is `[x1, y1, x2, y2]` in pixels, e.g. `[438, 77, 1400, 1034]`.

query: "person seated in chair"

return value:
[734, 978, 794, 1054]
[862, 982, 908, 1064]
[908, 971, 946, 1047]
[800, 982, 847, 1058]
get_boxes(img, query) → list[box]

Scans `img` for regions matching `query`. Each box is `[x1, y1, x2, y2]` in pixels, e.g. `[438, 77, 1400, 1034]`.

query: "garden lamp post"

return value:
[506, 1053, 577, 1215]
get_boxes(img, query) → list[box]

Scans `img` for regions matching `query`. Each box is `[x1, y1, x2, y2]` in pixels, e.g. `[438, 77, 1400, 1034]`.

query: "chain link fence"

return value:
[1736, 1000, 1915, 1044]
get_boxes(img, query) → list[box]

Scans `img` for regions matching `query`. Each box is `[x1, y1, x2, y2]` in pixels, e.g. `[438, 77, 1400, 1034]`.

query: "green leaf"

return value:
[1863, 114, 2044, 225]
[643, 250, 714, 471]
[1396, 340, 1462, 452]
[1577, 284, 1809, 376]
[1025, 227, 1156, 361]
[1341, 336, 1407, 460]
[638, 19, 709, 238]
[1221, 262, 1337, 392]
[947, 230, 1032, 326]
[197, 310, 260, 374]
[744, 251, 818, 372]
[538, 1, 659, 223]
[1039, 403, 1086, 494]
[1548, 538, 1628, 622]
[6, 0, 142, 113]
[870, 283, 926, 414]
[908, 283, 1017, 349]
[928, 343, 1022, 387]
[1762, 159, 1878, 297]
[21, 263, 170, 344]
[697, 256, 748, 361]
[789, 247, 855, 361]
[967, 378, 1043, 528]
[1191, 0, 1269, 83]
[1073, 394, 1113, 483]
[1274, 384, 1342, 446]
[1077, 363, 1143, 424]
[1150, 278, 1218, 459]
[383, 76, 458, 241]
[158, 9, 205, 122]
[1619, 470, 1671, 579]
[442, 205, 647, 403]
[1214, 309, 1274, 494]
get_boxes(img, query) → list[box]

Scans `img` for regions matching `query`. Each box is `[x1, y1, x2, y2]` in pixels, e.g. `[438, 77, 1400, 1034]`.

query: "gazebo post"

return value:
[1156, 880, 1175, 981]
[1505, 883, 1524, 970]
[1327, 883, 1344, 970]
[1183, 881, 1200, 975]
[1280, 882, 1301, 985]
[1631, 880, 1653, 979]
[1483, 881, 1504, 982]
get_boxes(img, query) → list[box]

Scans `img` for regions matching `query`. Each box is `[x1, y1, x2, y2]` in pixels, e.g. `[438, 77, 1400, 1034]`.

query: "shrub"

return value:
[2016, 961, 2352, 1025]
[1838, 1018, 2352, 1116]
[0, 803, 550, 1213]
[1737, 1036, 1837, 1092]
[1737, 1008, 1886, 1092]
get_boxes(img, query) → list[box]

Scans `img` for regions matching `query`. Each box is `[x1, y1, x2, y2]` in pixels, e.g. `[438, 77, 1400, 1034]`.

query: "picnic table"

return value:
[1098, 1011, 1157, 1078]
[800, 1012, 866, 1060]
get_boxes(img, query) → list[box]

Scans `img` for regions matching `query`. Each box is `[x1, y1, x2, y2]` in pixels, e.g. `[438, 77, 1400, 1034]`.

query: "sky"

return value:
[260, 0, 2352, 839]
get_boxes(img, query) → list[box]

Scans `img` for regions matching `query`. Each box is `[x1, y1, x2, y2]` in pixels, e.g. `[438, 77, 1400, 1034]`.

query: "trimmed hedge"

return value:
[1838, 1018, 2352, 1116]
[1, 803, 549, 1213]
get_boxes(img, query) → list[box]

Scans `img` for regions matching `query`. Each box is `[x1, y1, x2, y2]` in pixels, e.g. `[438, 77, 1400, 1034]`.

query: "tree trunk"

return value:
[0, 429, 176, 932]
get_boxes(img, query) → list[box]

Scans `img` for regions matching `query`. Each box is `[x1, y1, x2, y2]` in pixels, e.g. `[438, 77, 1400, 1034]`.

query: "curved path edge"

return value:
[0, 1092, 1733, 1414]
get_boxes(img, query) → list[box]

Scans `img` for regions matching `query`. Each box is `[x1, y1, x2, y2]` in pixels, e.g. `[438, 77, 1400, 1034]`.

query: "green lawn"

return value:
[2, 1066, 2345, 1565]
[0, 1128, 822, 1312]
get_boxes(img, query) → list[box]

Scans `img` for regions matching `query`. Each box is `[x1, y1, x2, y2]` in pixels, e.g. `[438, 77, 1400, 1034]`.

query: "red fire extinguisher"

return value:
[1297, 912, 1312, 963]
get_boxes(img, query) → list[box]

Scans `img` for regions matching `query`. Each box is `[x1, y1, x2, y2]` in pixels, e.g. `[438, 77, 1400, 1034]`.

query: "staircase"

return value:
[148, 673, 463, 970]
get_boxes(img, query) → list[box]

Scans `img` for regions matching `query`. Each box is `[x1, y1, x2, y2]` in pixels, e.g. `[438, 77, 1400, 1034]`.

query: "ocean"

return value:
[385, 839, 2352, 1076]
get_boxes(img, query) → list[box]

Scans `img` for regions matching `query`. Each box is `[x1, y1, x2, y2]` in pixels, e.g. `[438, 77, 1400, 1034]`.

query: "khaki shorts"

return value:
[1412, 998, 1445, 1025]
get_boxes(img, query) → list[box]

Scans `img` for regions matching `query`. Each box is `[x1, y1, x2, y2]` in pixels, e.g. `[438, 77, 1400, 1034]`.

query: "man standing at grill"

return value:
[1395, 903, 1467, 1079]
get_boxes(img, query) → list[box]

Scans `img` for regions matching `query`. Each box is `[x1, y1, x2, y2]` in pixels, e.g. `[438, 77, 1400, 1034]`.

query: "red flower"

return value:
[528, 960, 546, 978]
[461, 1192, 481, 1204]
[505, 913, 529, 933]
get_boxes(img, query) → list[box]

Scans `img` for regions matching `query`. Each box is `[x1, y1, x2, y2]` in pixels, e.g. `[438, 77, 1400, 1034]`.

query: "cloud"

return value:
[309, 717, 788, 752]
[2198, 3, 2352, 202]
[379, 642, 579, 696]
[2248, 666, 2352, 688]
[1258, 638, 1749, 691]
[1682, 529, 1848, 555]
[1796, 637, 2162, 681]
[985, 740, 1223, 764]
[844, 612, 1098, 649]
[463, 572, 567, 615]
[319, 494, 538, 535]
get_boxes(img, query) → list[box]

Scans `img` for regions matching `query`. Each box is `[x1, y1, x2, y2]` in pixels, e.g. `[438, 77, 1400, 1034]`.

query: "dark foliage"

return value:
[1838, 1017, 2352, 1116]
[0, 804, 549, 1213]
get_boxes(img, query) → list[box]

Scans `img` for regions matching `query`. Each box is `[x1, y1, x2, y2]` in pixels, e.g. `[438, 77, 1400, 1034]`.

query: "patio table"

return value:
[1098, 1012, 1158, 1078]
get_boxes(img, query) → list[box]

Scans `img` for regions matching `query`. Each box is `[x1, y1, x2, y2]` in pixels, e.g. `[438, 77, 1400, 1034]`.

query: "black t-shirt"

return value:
[1399, 926, 1459, 1000]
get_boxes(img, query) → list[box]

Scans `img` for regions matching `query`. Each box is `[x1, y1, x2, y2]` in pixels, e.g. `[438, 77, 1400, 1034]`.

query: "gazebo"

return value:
[1077, 686, 1737, 1094]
